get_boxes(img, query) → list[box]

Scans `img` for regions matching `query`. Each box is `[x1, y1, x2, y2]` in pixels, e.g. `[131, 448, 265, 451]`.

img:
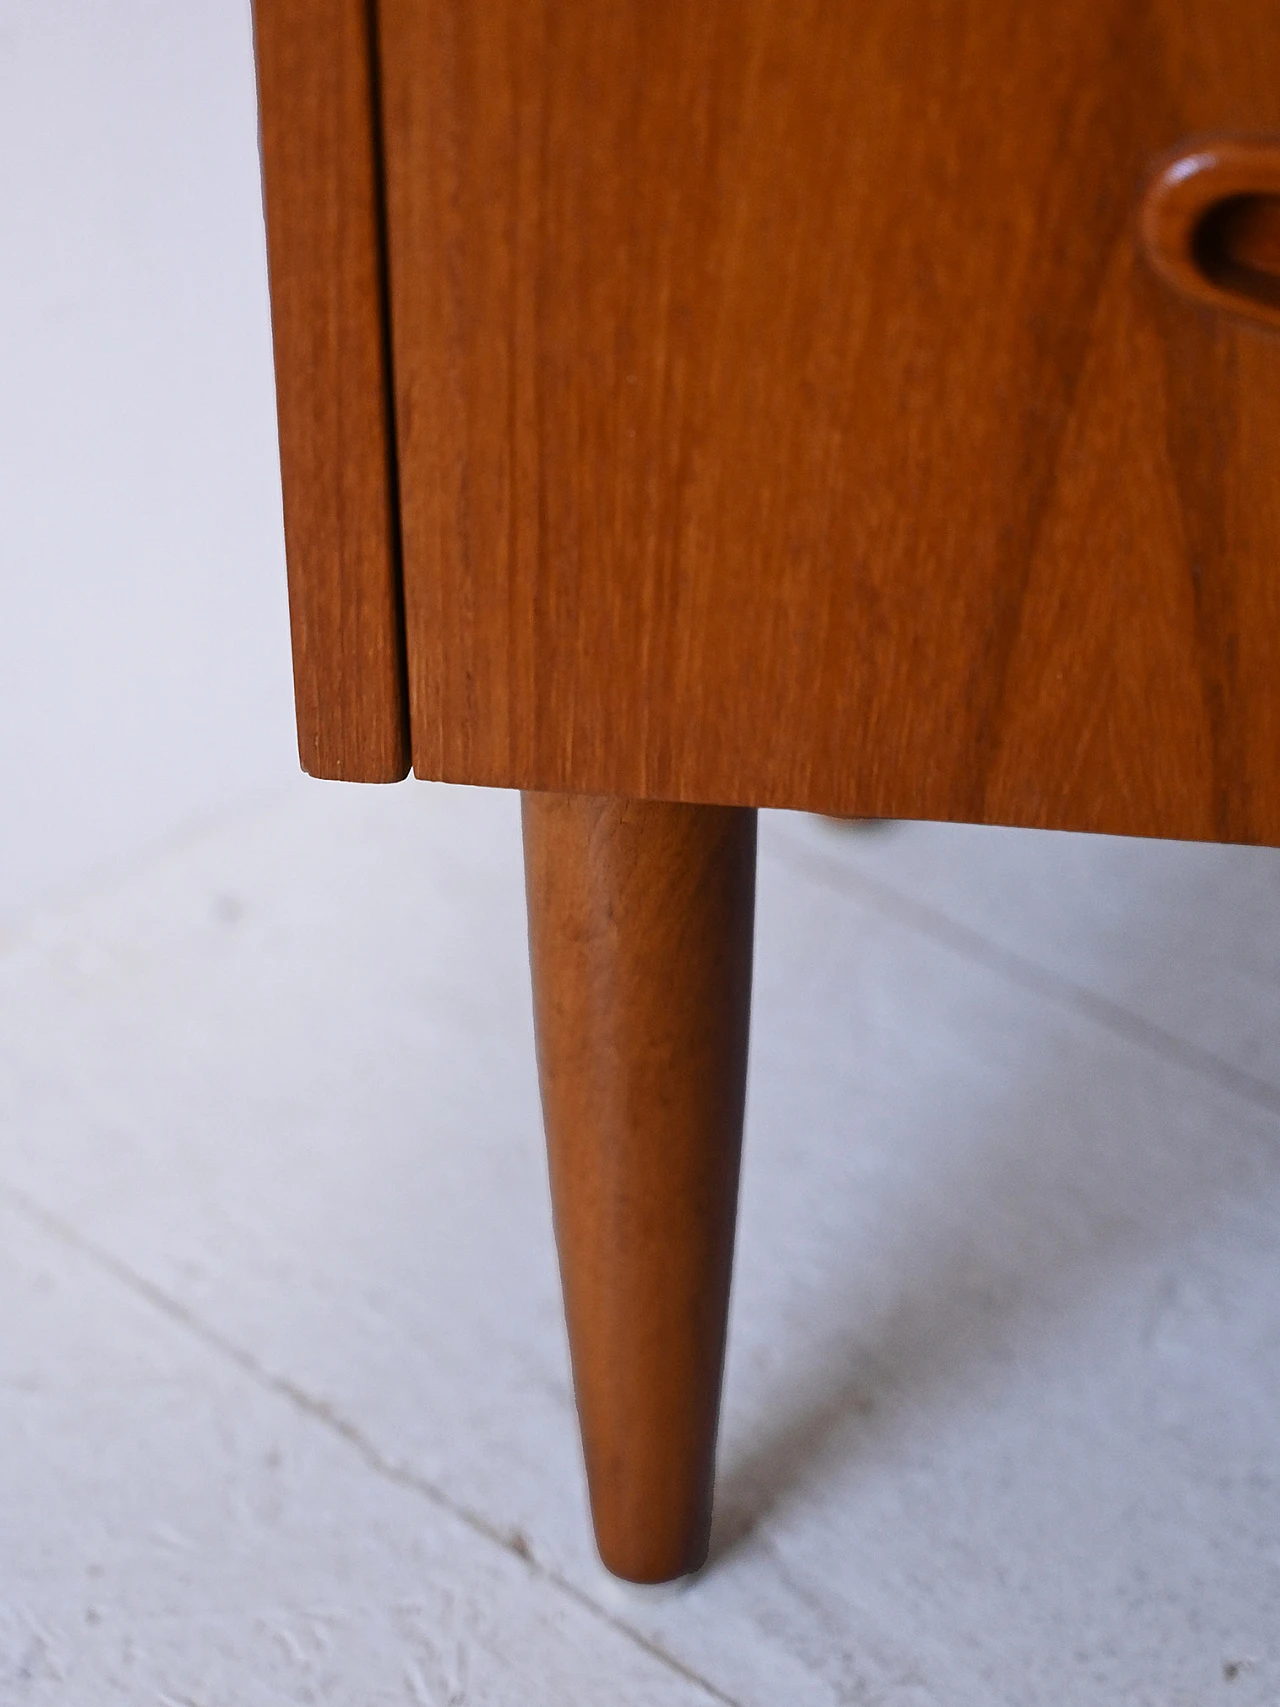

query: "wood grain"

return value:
[253, 0, 409, 781]
[377, 0, 1280, 843]
[522, 794, 755, 1582]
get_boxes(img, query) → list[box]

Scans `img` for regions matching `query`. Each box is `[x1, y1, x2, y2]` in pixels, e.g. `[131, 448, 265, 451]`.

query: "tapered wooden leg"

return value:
[522, 793, 756, 1583]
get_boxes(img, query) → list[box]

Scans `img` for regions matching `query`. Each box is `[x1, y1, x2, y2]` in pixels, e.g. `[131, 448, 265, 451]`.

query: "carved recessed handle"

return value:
[1141, 139, 1280, 332]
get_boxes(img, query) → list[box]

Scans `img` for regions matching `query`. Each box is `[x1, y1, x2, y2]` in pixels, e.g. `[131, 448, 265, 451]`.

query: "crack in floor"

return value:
[768, 833, 1280, 1128]
[0, 1179, 741, 1707]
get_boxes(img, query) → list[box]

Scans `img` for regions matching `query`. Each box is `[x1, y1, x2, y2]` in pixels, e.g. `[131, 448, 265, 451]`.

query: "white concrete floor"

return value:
[3, 4, 1280, 1703]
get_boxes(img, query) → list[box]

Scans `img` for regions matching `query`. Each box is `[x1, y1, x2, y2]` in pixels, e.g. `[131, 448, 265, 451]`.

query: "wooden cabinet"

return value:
[253, 0, 1280, 1580]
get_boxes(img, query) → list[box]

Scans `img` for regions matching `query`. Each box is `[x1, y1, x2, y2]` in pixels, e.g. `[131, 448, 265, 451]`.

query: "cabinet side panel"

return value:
[379, 0, 1280, 843]
[252, 0, 409, 782]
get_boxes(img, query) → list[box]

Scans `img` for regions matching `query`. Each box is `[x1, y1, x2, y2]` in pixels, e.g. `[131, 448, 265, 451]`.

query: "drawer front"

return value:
[373, 0, 1280, 841]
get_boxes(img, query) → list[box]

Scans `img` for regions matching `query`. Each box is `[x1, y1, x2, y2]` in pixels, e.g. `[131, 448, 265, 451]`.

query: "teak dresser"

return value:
[251, 0, 1280, 1581]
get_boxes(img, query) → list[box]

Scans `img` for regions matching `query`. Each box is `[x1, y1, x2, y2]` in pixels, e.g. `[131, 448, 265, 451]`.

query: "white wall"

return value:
[0, 0, 298, 922]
